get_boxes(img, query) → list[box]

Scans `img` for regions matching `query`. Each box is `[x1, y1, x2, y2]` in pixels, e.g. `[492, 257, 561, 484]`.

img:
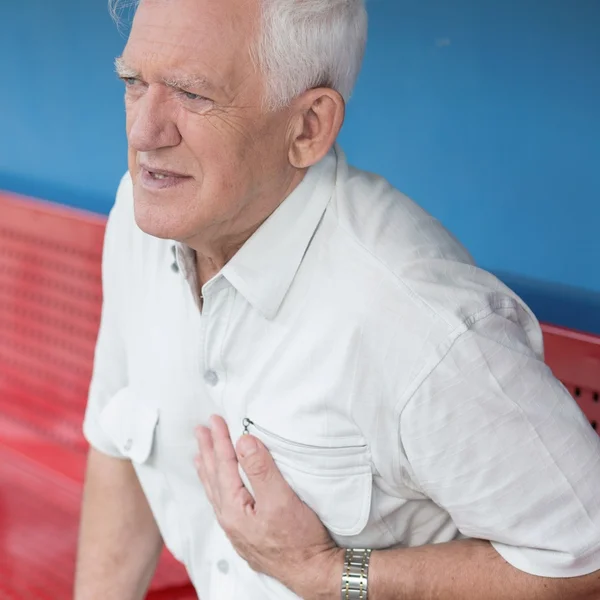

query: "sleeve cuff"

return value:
[491, 540, 600, 579]
[82, 414, 126, 459]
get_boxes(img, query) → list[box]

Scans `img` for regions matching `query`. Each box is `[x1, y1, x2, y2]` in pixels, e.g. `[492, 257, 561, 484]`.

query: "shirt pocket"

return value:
[98, 388, 187, 563]
[242, 418, 373, 538]
[99, 387, 159, 463]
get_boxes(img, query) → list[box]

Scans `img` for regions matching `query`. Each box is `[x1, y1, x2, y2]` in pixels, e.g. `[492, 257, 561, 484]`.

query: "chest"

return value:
[128, 273, 368, 442]
[122, 256, 447, 548]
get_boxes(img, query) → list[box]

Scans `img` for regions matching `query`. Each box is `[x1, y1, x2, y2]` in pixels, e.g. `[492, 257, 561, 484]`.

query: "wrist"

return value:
[293, 546, 345, 600]
[324, 547, 346, 600]
[340, 548, 373, 600]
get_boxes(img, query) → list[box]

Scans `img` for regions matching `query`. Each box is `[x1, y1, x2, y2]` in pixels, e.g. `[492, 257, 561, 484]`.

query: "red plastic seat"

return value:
[541, 323, 600, 432]
[0, 191, 196, 599]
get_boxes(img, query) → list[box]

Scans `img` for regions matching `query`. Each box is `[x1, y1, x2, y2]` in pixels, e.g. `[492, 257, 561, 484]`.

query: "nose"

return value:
[127, 86, 181, 152]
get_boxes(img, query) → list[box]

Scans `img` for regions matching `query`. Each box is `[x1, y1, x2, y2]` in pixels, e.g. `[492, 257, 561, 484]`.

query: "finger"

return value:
[194, 453, 217, 506]
[235, 434, 294, 508]
[196, 425, 219, 504]
[210, 415, 254, 508]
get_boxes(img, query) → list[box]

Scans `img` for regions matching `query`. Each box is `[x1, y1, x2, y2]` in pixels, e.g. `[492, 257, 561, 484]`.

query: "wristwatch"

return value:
[341, 548, 372, 600]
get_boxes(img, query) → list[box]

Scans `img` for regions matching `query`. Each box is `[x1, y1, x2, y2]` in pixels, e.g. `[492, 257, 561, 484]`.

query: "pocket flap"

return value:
[99, 387, 159, 464]
[282, 466, 372, 537]
[242, 420, 373, 537]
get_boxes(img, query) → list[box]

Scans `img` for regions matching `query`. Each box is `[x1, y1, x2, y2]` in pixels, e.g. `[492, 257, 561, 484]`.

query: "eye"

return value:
[120, 76, 147, 99]
[176, 89, 214, 111]
[183, 91, 204, 101]
[178, 90, 211, 103]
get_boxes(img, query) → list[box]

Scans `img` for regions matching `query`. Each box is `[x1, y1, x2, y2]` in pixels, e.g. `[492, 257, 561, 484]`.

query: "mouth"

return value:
[148, 172, 169, 180]
[139, 165, 192, 189]
[141, 165, 189, 177]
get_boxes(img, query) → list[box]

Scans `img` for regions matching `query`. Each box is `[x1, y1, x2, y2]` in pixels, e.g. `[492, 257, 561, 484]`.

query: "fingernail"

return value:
[238, 436, 258, 458]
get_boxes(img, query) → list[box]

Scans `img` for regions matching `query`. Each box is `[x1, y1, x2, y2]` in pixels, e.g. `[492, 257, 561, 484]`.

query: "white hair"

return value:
[108, 0, 368, 110]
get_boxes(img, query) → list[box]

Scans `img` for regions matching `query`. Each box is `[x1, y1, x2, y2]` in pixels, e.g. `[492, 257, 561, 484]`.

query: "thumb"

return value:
[236, 435, 290, 503]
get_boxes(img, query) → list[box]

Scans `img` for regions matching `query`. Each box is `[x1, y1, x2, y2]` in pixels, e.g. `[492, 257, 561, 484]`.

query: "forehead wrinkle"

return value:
[123, 1, 261, 104]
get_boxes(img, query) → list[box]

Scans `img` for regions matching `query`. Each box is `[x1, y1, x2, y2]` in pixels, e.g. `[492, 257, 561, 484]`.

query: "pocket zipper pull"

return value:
[242, 418, 254, 435]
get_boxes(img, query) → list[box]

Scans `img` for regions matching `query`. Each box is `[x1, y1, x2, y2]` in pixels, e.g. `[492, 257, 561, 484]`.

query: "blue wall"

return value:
[0, 1, 126, 212]
[1, 1, 599, 332]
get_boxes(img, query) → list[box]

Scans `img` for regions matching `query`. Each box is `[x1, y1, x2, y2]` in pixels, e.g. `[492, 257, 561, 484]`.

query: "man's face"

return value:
[120, 0, 295, 245]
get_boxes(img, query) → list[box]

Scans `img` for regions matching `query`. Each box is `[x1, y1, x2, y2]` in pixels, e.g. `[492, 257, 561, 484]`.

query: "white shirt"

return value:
[84, 147, 600, 599]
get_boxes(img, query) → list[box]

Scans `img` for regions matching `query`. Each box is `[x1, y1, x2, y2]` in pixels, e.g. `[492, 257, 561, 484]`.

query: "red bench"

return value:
[542, 323, 600, 432]
[0, 190, 599, 599]
[0, 192, 196, 599]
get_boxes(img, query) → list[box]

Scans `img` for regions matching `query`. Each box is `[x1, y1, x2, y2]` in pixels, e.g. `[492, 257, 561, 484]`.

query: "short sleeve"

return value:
[83, 173, 133, 458]
[400, 307, 600, 578]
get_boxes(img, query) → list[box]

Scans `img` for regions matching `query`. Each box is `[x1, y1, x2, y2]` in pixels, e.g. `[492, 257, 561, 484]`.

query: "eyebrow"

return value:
[163, 73, 216, 93]
[114, 56, 217, 94]
[114, 56, 139, 79]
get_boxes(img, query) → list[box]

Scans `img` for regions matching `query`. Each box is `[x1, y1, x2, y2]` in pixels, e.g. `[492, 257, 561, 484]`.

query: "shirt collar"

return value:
[220, 146, 339, 320]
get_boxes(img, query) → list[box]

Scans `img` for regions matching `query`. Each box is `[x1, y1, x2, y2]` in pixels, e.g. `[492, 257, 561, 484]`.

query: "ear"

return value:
[287, 88, 345, 169]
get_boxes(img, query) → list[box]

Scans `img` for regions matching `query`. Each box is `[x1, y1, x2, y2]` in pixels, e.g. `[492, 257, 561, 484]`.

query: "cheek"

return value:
[124, 97, 137, 135]
[127, 148, 138, 177]
[181, 123, 250, 191]
[125, 102, 140, 175]
[181, 107, 256, 160]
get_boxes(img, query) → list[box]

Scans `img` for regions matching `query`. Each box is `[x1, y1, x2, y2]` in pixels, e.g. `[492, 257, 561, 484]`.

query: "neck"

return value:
[194, 224, 260, 288]
[191, 167, 307, 290]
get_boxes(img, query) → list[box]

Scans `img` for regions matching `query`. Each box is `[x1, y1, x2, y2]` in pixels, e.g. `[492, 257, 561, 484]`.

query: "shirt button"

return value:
[216, 559, 229, 574]
[170, 245, 180, 273]
[124, 439, 133, 452]
[204, 370, 219, 387]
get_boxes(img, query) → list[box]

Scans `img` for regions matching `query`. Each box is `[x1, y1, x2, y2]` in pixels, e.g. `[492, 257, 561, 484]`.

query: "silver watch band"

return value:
[341, 548, 372, 600]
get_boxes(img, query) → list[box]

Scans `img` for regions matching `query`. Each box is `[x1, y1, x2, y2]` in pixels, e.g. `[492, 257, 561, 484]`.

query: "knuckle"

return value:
[218, 512, 234, 533]
[245, 457, 270, 478]
[218, 509, 241, 534]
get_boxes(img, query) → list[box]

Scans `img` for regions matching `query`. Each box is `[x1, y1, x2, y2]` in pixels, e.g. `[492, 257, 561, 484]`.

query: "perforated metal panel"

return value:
[0, 192, 195, 599]
[0, 193, 104, 451]
[542, 323, 600, 433]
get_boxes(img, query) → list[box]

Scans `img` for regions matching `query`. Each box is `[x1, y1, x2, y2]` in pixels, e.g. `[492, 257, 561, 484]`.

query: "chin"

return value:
[132, 186, 192, 241]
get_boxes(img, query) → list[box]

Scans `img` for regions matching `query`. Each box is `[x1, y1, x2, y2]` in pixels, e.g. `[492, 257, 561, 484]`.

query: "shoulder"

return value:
[333, 161, 474, 270]
[328, 160, 474, 318]
[321, 158, 542, 384]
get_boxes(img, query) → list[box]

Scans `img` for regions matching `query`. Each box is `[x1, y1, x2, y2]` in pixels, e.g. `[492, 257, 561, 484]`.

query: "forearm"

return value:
[75, 448, 163, 600]
[363, 539, 600, 600]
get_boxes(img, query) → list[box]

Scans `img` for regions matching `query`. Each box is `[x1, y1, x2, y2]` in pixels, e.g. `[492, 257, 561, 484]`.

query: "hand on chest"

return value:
[130, 287, 377, 541]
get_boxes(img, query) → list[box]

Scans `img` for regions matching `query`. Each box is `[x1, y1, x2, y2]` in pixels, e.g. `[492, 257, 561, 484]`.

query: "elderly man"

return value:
[76, 0, 600, 598]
